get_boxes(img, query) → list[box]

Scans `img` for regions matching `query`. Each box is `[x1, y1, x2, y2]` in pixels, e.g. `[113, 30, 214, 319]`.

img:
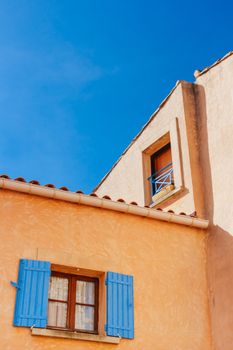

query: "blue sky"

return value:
[0, 0, 232, 193]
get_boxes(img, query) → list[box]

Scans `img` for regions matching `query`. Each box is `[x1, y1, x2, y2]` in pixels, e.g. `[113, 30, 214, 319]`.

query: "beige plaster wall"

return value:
[0, 189, 212, 350]
[196, 55, 233, 233]
[96, 82, 196, 215]
[195, 55, 233, 350]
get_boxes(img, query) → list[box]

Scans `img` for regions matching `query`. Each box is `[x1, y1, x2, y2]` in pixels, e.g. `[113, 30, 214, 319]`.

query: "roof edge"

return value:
[194, 50, 233, 78]
[94, 80, 186, 192]
[0, 178, 209, 229]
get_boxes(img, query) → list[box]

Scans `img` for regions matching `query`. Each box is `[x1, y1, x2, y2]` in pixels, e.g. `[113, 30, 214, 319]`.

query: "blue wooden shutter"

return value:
[105, 271, 134, 339]
[12, 259, 51, 328]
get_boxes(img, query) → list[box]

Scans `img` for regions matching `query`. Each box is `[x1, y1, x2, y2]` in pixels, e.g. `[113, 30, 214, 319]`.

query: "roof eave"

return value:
[0, 177, 209, 229]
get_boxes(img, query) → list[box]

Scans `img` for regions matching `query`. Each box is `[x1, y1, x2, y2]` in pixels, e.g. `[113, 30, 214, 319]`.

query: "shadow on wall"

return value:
[195, 84, 233, 350]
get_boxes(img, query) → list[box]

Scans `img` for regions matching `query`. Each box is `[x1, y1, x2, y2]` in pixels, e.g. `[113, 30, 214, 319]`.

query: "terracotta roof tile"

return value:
[0, 174, 10, 179]
[102, 195, 111, 200]
[14, 177, 26, 182]
[117, 198, 126, 203]
[0, 174, 198, 218]
[45, 184, 56, 188]
[59, 186, 69, 191]
[29, 180, 40, 185]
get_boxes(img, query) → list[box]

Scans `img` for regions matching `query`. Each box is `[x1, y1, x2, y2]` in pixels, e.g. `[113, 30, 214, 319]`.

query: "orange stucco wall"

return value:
[0, 189, 212, 350]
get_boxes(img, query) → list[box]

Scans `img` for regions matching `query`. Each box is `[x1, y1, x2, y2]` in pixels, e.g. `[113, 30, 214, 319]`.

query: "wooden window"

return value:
[47, 271, 99, 333]
[151, 143, 172, 175]
[150, 143, 173, 195]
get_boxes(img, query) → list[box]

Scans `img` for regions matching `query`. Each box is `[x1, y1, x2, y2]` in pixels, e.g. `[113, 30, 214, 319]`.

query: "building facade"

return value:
[0, 180, 210, 349]
[1, 52, 233, 350]
[95, 51, 233, 350]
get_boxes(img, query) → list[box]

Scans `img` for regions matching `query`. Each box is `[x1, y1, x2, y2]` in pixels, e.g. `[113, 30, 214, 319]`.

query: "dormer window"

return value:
[148, 143, 174, 202]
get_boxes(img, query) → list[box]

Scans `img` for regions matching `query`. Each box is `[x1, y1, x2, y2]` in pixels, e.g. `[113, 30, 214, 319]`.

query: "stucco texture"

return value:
[94, 52, 233, 349]
[196, 54, 233, 350]
[0, 189, 211, 349]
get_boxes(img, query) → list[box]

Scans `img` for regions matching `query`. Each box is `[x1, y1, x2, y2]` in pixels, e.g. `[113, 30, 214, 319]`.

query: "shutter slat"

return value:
[29, 261, 38, 326]
[123, 274, 128, 338]
[41, 261, 50, 328]
[113, 272, 118, 337]
[128, 275, 134, 339]
[106, 271, 134, 339]
[108, 271, 113, 336]
[118, 274, 123, 337]
[13, 259, 51, 328]
[36, 265, 43, 327]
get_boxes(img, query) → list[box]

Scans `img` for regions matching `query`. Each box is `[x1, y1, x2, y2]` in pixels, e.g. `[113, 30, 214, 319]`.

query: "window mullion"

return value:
[94, 279, 99, 333]
[66, 275, 73, 330]
[69, 276, 76, 331]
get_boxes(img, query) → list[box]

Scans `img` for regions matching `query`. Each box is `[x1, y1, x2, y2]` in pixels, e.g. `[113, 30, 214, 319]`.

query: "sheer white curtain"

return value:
[48, 277, 68, 328]
[75, 281, 95, 331]
[47, 277, 96, 331]
[75, 305, 94, 331]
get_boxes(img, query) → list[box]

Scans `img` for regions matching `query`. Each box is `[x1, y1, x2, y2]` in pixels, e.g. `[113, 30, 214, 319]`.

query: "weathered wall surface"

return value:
[0, 189, 212, 350]
[95, 52, 233, 349]
[196, 55, 233, 233]
[196, 54, 233, 350]
[95, 83, 196, 215]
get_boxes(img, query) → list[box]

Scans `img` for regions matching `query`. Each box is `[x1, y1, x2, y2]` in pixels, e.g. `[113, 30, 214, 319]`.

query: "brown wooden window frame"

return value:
[150, 142, 173, 196]
[47, 271, 99, 334]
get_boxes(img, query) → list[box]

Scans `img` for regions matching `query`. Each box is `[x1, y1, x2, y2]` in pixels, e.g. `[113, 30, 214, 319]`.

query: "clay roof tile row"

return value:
[0, 174, 195, 218]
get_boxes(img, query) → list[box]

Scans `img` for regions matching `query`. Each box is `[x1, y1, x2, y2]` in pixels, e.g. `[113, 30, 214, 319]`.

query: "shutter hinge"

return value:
[104, 324, 108, 332]
[105, 279, 108, 286]
[10, 281, 20, 289]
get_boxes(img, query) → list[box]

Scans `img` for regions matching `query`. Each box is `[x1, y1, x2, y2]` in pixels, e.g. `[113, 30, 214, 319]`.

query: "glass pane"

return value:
[47, 301, 67, 328]
[75, 305, 95, 331]
[76, 280, 95, 304]
[49, 276, 68, 301]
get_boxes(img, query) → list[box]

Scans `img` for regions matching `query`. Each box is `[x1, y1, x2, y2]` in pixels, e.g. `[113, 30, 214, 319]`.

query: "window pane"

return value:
[75, 305, 95, 331]
[49, 276, 68, 301]
[76, 280, 95, 304]
[47, 301, 67, 328]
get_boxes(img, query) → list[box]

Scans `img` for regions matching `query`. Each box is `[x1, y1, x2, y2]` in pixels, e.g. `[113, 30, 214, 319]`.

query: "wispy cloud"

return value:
[0, 43, 104, 99]
[0, 43, 109, 190]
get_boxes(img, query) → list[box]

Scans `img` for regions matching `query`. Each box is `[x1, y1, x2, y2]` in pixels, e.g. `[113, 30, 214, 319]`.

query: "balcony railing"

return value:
[148, 162, 174, 196]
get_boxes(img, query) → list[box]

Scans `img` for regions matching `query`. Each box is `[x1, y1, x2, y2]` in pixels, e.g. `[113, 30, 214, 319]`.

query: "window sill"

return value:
[150, 186, 183, 207]
[31, 328, 120, 344]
